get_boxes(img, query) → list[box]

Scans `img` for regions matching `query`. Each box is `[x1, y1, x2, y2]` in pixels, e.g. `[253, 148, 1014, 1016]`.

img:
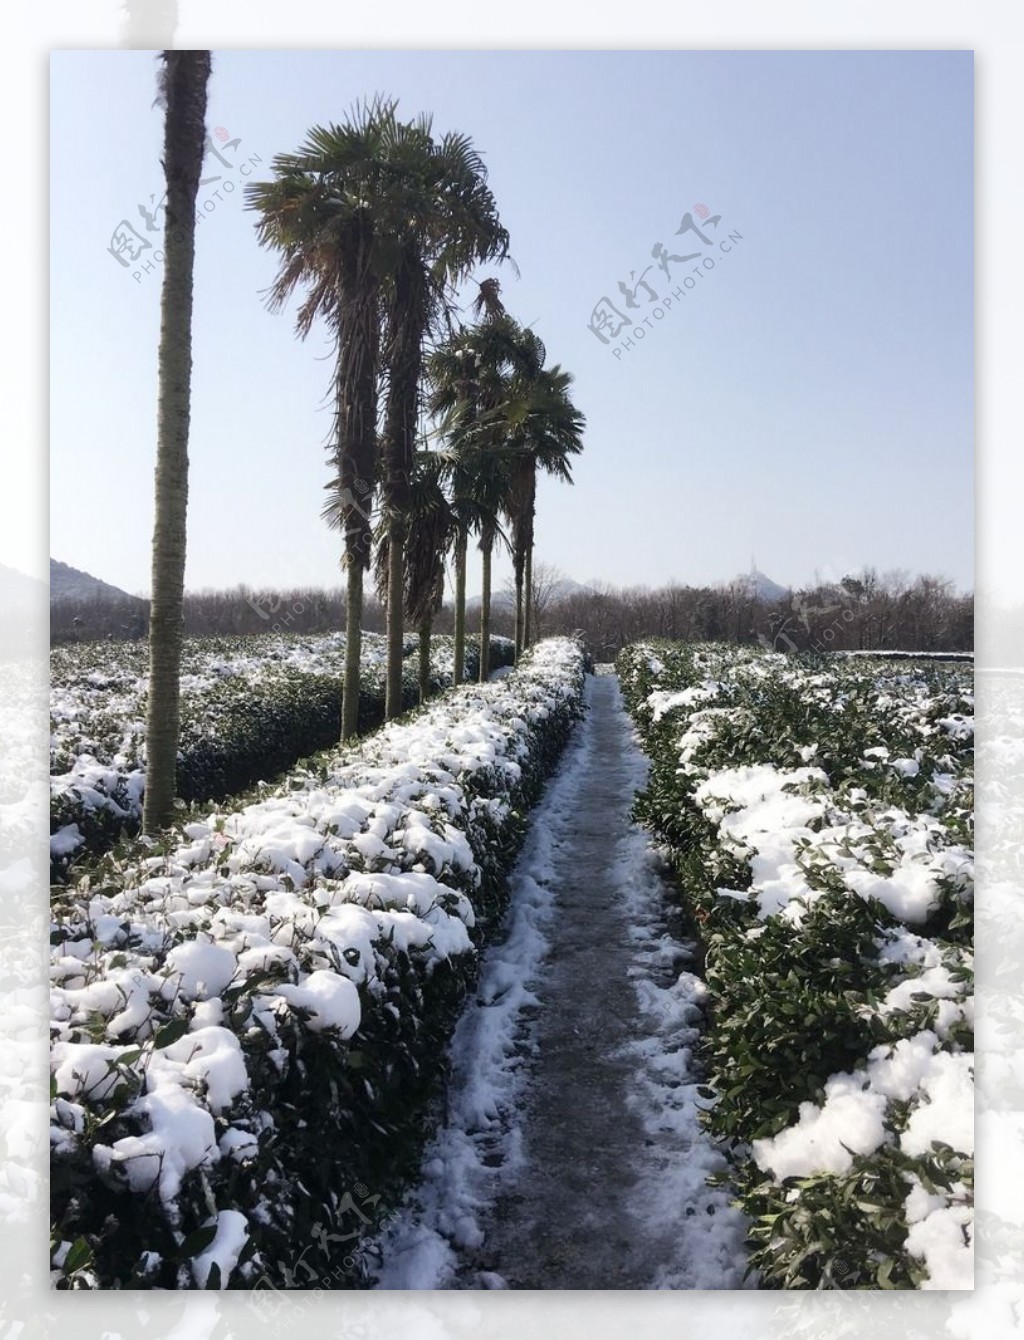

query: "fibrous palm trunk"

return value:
[385, 530, 405, 718]
[418, 614, 432, 703]
[513, 561, 524, 659]
[382, 264, 421, 720]
[338, 250, 380, 741]
[524, 542, 534, 647]
[343, 562, 364, 737]
[510, 456, 535, 658]
[453, 530, 467, 686]
[142, 50, 210, 834]
[479, 528, 493, 683]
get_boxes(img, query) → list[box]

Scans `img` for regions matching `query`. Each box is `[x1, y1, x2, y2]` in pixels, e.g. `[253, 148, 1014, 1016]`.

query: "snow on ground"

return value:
[367, 670, 748, 1289]
[603, 674, 751, 1290]
[366, 679, 593, 1288]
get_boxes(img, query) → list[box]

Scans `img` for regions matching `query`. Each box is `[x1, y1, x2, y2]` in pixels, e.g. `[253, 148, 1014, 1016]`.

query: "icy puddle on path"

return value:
[367, 670, 751, 1290]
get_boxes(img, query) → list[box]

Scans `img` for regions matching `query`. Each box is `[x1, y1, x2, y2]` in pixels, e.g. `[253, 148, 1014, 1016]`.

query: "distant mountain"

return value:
[548, 577, 592, 601]
[50, 559, 144, 606]
[465, 576, 593, 612]
[725, 567, 792, 604]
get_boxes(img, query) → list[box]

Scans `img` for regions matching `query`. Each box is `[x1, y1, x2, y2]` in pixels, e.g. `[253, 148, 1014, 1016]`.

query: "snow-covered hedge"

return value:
[49, 637, 585, 1290]
[618, 642, 974, 1290]
[837, 649, 974, 663]
[50, 632, 514, 878]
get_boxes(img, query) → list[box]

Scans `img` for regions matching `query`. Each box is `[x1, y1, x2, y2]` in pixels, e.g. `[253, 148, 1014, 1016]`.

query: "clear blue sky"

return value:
[50, 49, 973, 598]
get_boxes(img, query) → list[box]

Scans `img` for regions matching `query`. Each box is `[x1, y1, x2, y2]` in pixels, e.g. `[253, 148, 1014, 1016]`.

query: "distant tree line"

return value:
[51, 598, 150, 644]
[52, 567, 973, 658]
[50, 588, 376, 643]
[525, 569, 974, 661]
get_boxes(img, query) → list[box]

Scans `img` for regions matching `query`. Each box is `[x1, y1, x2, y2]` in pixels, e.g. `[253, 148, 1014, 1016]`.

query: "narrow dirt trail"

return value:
[369, 671, 750, 1290]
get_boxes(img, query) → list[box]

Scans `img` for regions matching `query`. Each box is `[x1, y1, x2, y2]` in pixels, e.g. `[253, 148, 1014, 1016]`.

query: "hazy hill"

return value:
[50, 559, 144, 606]
[467, 576, 592, 612]
[728, 567, 792, 603]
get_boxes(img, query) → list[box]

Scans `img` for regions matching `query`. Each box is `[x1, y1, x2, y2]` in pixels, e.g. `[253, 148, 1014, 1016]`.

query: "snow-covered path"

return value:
[368, 671, 750, 1290]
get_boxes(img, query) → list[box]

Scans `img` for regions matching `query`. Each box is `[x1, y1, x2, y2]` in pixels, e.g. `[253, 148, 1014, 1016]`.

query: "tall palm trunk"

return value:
[524, 542, 534, 647]
[453, 529, 468, 685]
[513, 561, 525, 658]
[452, 367, 476, 688]
[343, 561, 363, 734]
[385, 530, 404, 717]
[142, 50, 210, 834]
[418, 614, 432, 703]
[509, 456, 535, 659]
[382, 263, 422, 719]
[338, 247, 380, 741]
[479, 525, 494, 683]
[521, 464, 537, 648]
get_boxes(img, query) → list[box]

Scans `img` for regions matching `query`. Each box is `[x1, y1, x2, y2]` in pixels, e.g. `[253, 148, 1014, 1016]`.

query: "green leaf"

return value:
[64, 1237, 93, 1274]
[154, 1019, 189, 1050]
[180, 1223, 219, 1258]
[875, 1256, 899, 1288]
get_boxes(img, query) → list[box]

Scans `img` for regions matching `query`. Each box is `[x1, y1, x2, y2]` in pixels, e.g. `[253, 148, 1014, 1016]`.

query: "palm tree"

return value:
[426, 341, 477, 685]
[427, 312, 542, 680]
[461, 434, 514, 684]
[376, 122, 509, 719]
[425, 278, 508, 685]
[142, 50, 211, 834]
[504, 364, 585, 651]
[376, 450, 458, 702]
[247, 101, 395, 740]
[250, 106, 511, 732]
